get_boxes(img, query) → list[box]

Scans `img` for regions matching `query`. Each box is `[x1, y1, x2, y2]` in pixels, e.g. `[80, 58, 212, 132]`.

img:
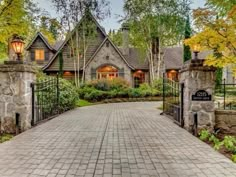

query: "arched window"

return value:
[97, 65, 119, 80]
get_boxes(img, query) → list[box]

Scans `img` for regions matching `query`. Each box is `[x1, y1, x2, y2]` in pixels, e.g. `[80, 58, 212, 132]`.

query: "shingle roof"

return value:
[163, 47, 183, 70]
[53, 40, 64, 51]
[119, 48, 149, 70]
[43, 12, 108, 71]
[25, 32, 55, 51]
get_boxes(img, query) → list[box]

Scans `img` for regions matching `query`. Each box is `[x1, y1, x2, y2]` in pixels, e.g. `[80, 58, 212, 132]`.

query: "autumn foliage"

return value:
[185, 3, 236, 73]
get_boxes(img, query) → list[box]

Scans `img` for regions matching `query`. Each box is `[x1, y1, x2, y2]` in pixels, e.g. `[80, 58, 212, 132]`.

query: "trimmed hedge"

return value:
[78, 78, 162, 102]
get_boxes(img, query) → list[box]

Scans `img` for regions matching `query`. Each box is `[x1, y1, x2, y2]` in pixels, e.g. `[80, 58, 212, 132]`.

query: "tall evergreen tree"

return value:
[183, 16, 192, 62]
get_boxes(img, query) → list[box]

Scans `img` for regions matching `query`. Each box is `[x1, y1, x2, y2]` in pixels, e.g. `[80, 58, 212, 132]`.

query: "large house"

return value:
[26, 13, 185, 87]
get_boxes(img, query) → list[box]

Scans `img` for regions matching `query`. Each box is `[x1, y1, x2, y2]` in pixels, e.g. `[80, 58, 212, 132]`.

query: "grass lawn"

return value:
[76, 99, 94, 107]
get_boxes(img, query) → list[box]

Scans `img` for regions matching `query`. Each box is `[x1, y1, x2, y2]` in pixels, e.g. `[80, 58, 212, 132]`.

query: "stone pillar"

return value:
[0, 63, 37, 133]
[179, 60, 216, 132]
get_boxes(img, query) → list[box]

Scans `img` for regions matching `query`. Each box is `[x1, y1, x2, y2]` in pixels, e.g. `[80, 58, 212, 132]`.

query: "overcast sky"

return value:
[35, 0, 206, 32]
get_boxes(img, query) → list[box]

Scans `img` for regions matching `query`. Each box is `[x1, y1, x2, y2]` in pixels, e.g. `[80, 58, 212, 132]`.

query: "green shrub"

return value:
[199, 130, 210, 141]
[86, 78, 130, 91]
[79, 78, 162, 102]
[59, 78, 79, 111]
[37, 73, 79, 111]
[110, 78, 130, 90]
[232, 155, 236, 163]
[84, 89, 106, 102]
[223, 136, 236, 152]
[128, 89, 143, 98]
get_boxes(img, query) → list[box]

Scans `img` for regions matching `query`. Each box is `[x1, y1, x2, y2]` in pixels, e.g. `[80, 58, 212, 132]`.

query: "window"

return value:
[133, 70, 145, 88]
[106, 41, 110, 48]
[167, 70, 178, 81]
[97, 65, 118, 80]
[35, 49, 45, 60]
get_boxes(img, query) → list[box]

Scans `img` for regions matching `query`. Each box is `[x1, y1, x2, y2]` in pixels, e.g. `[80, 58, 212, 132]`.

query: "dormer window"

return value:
[35, 49, 45, 61]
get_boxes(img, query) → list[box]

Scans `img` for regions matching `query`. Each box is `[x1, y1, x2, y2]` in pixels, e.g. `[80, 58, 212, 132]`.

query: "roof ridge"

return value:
[25, 31, 55, 51]
[42, 13, 108, 71]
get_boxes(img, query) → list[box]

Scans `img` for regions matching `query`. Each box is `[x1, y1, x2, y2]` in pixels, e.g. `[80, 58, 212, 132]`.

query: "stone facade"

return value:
[215, 110, 236, 134]
[179, 60, 216, 132]
[0, 63, 36, 133]
[85, 39, 132, 84]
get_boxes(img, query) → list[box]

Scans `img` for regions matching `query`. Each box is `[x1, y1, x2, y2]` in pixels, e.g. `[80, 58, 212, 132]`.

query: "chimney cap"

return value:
[122, 23, 130, 30]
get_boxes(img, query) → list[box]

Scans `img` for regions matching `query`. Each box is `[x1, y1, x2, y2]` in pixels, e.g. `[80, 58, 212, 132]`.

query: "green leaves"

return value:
[199, 129, 210, 141]
[199, 129, 236, 163]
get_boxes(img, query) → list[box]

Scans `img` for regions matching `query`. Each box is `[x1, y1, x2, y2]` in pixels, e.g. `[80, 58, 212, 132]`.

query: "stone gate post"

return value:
[179, 60, 216, 132]
[0, 62, 37, 133]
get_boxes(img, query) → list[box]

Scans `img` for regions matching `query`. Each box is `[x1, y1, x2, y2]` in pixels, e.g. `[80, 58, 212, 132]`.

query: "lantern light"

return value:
[193, 44, 200, 60]
[11, 36, 25, 61]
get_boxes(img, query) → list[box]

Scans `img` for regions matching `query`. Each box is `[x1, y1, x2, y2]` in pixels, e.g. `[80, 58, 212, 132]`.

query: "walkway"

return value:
[0, 102, 235, 177]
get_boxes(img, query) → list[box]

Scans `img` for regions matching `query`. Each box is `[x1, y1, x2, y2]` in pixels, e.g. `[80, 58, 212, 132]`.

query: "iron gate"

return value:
[31, 75, 59, 126]
[162, 76, 184, 127]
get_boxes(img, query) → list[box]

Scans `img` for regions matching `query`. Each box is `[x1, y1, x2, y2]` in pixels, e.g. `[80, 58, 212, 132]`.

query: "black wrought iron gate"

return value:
[31, 75, 59, 126]
[162, 76, 184, 127]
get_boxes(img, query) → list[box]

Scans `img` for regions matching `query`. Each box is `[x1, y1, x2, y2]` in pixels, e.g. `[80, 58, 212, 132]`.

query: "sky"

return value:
[35, 0, 206, 32]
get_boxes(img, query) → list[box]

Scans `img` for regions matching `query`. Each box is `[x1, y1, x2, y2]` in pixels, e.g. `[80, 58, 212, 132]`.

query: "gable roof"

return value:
[25, 32, 56, 51]
[119, 48, 149, 70]
[42, 12, 108, 71]
[163, 47, 212, 70]
[43, 12, 135, 71]
[85, 38, 135, 70]
[164, 47, 183, 70]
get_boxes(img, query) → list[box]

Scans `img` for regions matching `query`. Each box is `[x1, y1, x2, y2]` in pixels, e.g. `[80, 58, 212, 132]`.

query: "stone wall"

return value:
[215, 110, 236, 134]
[85, 39, 132, 84]
[0, 63, 36, 133]
[179, 60, 216, 132]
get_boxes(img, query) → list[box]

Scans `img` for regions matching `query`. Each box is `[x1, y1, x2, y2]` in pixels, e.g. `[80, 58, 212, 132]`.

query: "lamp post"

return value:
[193, 44, 200, 60]
[11, 36, 25, 61]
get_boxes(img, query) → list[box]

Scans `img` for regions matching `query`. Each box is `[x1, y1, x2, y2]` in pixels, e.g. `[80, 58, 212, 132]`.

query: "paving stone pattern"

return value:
[0, 102, 235, 177]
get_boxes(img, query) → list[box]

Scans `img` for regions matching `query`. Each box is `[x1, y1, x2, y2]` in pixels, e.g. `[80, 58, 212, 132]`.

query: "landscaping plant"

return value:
[78, 78, 162, 102]
[199, 129, 236, 163]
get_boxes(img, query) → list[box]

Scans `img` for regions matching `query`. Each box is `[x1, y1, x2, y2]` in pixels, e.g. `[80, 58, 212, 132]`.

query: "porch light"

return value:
[11, 36, 25, 61]
[193, 44, 200, 60]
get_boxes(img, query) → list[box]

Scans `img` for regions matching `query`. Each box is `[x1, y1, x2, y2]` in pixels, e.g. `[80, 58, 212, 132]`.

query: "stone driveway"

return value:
[0, 102, 235, 177]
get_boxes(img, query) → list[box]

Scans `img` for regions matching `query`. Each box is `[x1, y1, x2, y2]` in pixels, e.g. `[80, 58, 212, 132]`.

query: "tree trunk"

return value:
[70, 36, 77, 87]
[82, 26, 86, 84]
[157, 37, 161, 79]
[76, 29, 80, 87]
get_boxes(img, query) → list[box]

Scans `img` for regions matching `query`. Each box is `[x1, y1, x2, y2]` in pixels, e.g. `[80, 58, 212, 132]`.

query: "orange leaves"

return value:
[185, 4, 236, 69]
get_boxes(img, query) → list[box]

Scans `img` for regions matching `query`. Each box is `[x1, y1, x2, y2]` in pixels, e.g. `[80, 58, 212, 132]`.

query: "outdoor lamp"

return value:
[193, 44, 200, 60]
[11, 36, 25, 61]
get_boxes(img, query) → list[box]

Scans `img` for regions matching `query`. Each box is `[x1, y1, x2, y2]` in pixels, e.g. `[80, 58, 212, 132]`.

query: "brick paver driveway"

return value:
[0, 102, 235, 177]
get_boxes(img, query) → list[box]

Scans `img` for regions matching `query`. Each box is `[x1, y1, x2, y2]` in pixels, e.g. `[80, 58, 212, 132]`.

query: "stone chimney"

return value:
[121, 23, 130, 56]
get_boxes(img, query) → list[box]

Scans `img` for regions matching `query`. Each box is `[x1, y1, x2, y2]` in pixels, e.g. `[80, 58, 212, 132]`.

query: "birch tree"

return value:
[124, 0, 191, 84]
[51, 0, 110, 86]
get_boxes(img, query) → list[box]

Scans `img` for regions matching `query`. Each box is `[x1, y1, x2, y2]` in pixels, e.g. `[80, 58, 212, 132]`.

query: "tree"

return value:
[185, 1, 236, 73]
[51, 0, 110, 86]
[109, 29, 122, 46]
[183, 16, 192, 62]
[0, 0, 41, 60]
[39, 16, 62, 44]
[124, 0, 191, 84]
